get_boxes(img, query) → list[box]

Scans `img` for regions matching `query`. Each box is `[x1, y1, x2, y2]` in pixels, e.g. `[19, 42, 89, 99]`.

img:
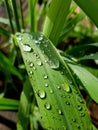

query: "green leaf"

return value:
[15, 32, 92, 130]
[74, 0, 98, 28]
[28, 0, 37, 32]
[17, 77, 33, 130]
[0, 26, 10, 37]
[0, 17, 15, 27]
[78, 52, 98, 61]
[0, 98, 19, 110]
[0, 52, 23, 80]
[68, 63, 98, 103]
[43, 0, 71, 45]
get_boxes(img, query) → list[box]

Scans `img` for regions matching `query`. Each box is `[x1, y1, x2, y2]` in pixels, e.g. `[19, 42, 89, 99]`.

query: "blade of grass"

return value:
[28, 0, 37, 32]
[17, 77, 33, 130]
[11, 0, 21, 32]
[0, 98, 19, 110]
[0, 52, 23, 80]
[4, 0, 14, 33]
[42, 0, 71, 45]
[0, 26, 10, 37]
[18, 0, 24, 29]
[0, 17, 15, 26]
[74, 0, 98, 28]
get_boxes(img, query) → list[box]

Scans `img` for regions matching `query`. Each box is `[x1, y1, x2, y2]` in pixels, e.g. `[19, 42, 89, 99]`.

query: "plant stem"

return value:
[28, 0, 37, 32]
[11, 0, 21, 32]
[4, 0, 14, 33]
[18, 0, 25, 29]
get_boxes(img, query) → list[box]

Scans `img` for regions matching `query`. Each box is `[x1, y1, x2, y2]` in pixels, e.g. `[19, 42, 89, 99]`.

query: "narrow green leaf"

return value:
[43, 0, 71, 45]
[17, 78, 33, 130]
[15, 32, 92, 130]
[68, 63, 98, 103]
[0, 26, 10, 37]
[4, 0, 14, 33]
[0, 17, 15, 26]
[28, 0, 37, 32]
[11, 0, 21, 32]
[0, 52, 23, 80]
[74, 0, 98, 28]
[78, 52, 98, 61]
[0, 98, 19, 110]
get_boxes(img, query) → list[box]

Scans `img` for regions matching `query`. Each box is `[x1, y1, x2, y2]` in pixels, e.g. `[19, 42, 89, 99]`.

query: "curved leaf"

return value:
[15, 32, 92, 130]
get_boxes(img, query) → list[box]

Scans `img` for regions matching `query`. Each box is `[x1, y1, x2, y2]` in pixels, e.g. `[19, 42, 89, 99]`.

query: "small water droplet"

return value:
[58, 109, 62, 115]
[80, 112, 85, 117]
[39, 36, 43, 41]
[57, 86, 61, 89]
[35, 40, 39, 44]
[77, 124, 81, 129]
[62, 126, 67, 130]
[23, 44, 33, 52]
[66, 101, 70, 105]
[48, 60, 59, 69]
[44, 103, 51, 110]
[72, 118, 76, 122]
[50, 89, 54, 94]
[78, 105, 82, 111]
[33, 67, 36, 70]
[18, 37, 22, 41]
[45, 59, 48, 63]
[29, 62, 34, 67]
[38, 90, 46, 99]
[47, 127, 54, 130]
[29, 71, 33, 75]
[37, 61, 43, 66]
[62, 83, 71, 93]
[45, 83, 48, 87]
[44, 75, 48, 79]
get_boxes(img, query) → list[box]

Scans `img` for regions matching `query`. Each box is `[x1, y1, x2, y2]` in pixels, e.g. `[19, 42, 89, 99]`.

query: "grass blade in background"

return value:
[11, 0, 21, 32]
[4, 0, 14, 33]
[17, 77, 33, 130]
[28, 0, 37, 32]
[0, 98, 19, 110]
[15, 32, 92, 130]
[42, 0, 71, 45]
[18, 0, 24, 29]
[68, 63, 98, 103]
[74, 0, 98, 28]
[0, 26, 10, 37]
[0, 52, 22, 80]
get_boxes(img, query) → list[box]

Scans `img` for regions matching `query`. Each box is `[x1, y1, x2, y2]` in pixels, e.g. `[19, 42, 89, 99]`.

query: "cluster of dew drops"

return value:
[16, 33, 88, 130]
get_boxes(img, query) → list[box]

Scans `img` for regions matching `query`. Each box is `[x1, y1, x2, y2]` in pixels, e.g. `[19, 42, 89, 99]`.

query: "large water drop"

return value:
[23, 44, 32, 52]
[38, 90, 46, 99]
[44, 103, 51, 110]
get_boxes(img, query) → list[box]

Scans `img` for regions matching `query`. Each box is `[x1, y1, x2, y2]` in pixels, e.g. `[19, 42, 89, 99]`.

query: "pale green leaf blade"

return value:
[74, 0, 98, 28]
[0, 52, 23, 80]
[15, 32, 92, 130]
[0, 98, 19, 110]
[43, 0, 71, 45]
[17, 78, 33, 130]
[68, 63, 98, 103]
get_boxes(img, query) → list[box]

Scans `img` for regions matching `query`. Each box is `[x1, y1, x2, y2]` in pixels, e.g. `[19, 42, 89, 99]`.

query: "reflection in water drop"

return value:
[44, 103, 51, 110]
[62, 83, 71, 93]
[29, 62, 34, 67]
[37, 61, 43, 66]
[44, 75, 48, 79]
[23, 44, 33, 52]
[38, 90, 46, 99]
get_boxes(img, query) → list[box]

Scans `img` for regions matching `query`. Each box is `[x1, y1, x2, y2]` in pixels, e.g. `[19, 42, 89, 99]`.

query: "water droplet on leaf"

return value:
[44, 103, 51, 110]
[44, 75, 48, 79]
[23, 44, 33, 52]
[62, 83, 71, 93]
[38, 90, 46, 99]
